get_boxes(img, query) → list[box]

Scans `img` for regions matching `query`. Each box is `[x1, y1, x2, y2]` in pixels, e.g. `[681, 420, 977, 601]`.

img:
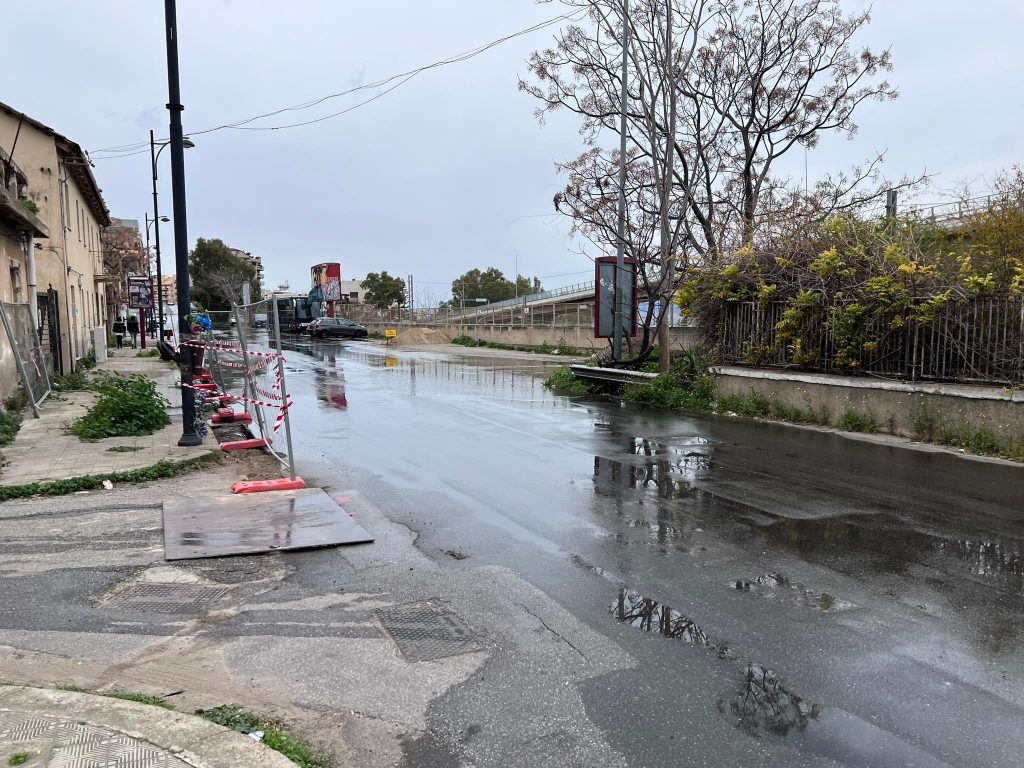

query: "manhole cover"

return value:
[103, 582, 229, 613]
[377, 600, 483, 662]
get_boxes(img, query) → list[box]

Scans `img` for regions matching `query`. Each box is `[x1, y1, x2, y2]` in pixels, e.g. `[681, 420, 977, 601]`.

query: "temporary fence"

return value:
[0, 301, 51, 417]
[181, 298, 300, 491]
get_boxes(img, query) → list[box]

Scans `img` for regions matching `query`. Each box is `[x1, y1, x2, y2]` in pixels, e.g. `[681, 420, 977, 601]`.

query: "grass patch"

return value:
[0, 410, 22, 447]
[8, 753, 28, 766]
[544, 365, 590, 396]
[196, 705, 330, 768]
[452, 335, 581, 356]
[912, 402, 1024, 461]
[55, 683, 87, 692]
[0, 455, 218, 502]
[137, 348, 161, 358]
[107, 445, 143, 453]
[69, 374, 170, 441]
[819, 593, 835, 611]
[716, 391, 831, 426]
[106, 691, 175, 710]
[836, 408, 880, 433]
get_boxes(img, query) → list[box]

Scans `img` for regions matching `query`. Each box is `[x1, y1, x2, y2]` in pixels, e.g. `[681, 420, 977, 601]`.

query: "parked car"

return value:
[307, 317, 368, 339]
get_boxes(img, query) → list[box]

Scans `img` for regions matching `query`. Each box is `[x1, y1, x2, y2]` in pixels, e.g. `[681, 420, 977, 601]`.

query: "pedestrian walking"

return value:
[113, 317, 126, 349]
[127, 314, 140, 349]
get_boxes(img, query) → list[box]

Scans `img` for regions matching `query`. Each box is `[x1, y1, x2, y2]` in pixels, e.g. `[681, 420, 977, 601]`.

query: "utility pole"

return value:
[163, 0, 200, 446]
[613, 0, 630, 362]
[885, 189, 898, 220]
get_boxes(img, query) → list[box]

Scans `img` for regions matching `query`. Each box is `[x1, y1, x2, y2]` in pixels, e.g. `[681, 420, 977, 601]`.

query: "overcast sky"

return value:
[3, 1, 1022, 299]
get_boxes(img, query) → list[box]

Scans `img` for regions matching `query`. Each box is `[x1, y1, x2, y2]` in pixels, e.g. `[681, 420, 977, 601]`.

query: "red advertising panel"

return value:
[594, 256, 637, 338]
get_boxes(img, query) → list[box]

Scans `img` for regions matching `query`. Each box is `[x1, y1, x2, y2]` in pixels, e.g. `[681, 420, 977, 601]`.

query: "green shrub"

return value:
[70, 374, 169, 440]
[53, 369, 95, 392]
[0, 410, 22, 447]
[717, 391, 772, 418]
[836, 408, 880, 433]
[545, 365, 590, 396]
[77, 350, 97, 371]
[137, 348, 161, 358]
[3, 389, 29, 413]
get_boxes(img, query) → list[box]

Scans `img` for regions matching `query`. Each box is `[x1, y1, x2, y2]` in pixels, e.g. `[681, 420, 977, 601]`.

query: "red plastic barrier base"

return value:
[212, 411, 253, 424]
[232, 477, 305, 494]
[220, 438, 267, 452]
[216, 396, 237, 405]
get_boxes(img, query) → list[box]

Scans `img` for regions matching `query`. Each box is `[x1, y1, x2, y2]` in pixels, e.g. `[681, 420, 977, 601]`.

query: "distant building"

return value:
[340, 279, 366, 303]
[228, 247, 264, 291]
[0, 101, 112, 375]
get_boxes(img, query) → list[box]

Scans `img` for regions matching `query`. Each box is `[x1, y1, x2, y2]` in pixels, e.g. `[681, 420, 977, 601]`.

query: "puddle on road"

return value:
[733, 572, 854, 612]
[609, 587, 735, 659]
[718, 663, 820, 737]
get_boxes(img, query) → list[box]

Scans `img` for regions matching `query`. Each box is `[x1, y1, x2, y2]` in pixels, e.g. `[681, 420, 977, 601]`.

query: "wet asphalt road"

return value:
[279, 338, 1024, 768]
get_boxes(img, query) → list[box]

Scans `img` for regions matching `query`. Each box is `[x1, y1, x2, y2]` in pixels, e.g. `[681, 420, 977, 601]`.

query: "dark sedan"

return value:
[307, 317, 368, 339]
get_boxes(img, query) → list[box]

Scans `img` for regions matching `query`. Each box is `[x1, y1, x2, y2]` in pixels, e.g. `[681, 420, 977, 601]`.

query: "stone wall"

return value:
[712, 365, 1024, 443]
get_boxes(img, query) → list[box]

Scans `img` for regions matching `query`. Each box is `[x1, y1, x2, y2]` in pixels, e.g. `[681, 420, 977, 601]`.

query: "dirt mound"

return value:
[394, 327, 452, 345]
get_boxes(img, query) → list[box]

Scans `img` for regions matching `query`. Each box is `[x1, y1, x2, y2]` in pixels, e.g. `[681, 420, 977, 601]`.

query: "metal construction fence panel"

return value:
[0, 301, 51, 416]
[720, 297, 1024, 384]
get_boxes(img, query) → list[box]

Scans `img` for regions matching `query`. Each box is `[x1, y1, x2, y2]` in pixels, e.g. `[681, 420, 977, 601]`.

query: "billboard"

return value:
[127, 276, 154, 309]
[594, 256, 637, 338]
[310, 263, 342, 302]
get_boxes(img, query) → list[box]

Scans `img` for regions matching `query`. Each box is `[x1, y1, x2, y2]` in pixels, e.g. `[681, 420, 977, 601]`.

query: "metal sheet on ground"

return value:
[162, 488, 374, 560]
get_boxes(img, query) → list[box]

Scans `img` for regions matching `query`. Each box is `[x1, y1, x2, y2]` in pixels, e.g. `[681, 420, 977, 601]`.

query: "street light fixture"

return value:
[150, 132, 194, 351]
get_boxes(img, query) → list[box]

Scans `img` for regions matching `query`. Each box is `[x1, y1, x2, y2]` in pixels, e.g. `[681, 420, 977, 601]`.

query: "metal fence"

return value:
[721, 298, 1024, 384]
[330, 301, 597, 329]
[0, 301, 51, 416]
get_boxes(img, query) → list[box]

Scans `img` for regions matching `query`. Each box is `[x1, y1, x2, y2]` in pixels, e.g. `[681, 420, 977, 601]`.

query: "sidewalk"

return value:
[0, 685, 294, 767]
[0, 348, 210, 487]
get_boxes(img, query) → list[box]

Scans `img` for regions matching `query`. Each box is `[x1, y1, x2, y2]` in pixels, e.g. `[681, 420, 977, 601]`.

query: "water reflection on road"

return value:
[281, 338, 1024, 768]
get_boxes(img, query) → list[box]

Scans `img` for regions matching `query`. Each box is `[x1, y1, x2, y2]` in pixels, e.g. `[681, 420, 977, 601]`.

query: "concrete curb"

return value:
[0, 685, 296, 768]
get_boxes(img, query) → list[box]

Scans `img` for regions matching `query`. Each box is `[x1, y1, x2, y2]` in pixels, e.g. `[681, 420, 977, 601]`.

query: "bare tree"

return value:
[523, 0, 909, 367]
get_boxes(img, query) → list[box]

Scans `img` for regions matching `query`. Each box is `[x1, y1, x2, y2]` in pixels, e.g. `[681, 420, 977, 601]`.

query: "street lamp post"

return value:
[149, 131, 192, 345]
[144, 212, 170, 340]
[162, 0, 201, 447]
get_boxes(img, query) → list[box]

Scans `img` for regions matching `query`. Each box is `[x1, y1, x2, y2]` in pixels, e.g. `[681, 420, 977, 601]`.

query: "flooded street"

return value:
[282, 338, 1024, 767]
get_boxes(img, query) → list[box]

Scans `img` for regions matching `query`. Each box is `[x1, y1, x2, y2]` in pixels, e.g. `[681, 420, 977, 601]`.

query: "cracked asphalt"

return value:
[1, 338, 1022, 767]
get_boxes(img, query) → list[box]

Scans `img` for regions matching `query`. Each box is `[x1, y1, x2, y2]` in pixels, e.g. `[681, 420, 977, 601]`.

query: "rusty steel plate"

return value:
[163, 488, 374, 560]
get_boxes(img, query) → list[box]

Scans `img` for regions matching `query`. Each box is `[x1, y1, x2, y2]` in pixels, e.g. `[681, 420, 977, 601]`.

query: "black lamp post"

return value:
[149, 132, 193, 344]
[162, 0, 201, 446]
[144, 212, 169, 338]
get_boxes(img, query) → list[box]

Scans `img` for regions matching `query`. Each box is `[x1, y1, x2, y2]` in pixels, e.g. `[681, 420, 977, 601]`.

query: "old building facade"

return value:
[0, 101, 112, 375]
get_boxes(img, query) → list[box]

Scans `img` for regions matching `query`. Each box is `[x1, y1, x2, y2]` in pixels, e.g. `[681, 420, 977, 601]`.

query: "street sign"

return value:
[594, 256, 637, 338]
[127, 276, 154, 309]
[385, 329, 398, 338]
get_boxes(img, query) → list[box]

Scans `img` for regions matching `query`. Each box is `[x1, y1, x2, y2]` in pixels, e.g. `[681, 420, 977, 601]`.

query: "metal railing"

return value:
[721, 298, 1024, 384]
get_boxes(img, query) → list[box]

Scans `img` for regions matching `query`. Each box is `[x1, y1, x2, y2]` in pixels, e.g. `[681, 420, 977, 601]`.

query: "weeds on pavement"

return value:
[197, 705, 331, 768]
[70, 374, 169, 441]
[106, 691, 176, 710]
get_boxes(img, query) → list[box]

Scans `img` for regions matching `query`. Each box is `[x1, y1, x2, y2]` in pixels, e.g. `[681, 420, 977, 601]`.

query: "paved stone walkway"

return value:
[0, 709, 192, 767]
[0, 686, 295, 768]
[0, 350, 210, 486]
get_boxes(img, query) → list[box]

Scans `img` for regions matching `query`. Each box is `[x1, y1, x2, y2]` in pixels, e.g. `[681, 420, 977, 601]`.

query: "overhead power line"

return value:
[91, 9, 584, 158]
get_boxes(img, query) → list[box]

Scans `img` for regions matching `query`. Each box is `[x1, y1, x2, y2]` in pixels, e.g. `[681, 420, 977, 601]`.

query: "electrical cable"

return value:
[91, 9, 585, 156]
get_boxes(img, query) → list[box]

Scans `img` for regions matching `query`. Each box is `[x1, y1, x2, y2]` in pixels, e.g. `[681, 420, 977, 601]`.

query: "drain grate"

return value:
[377, 600, 483, 662]
[103, 582, 229, 614]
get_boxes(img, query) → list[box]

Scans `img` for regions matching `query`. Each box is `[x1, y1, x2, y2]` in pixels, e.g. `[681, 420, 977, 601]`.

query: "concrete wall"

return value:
[356, 321, 700, 351]
[0, 112, 106, 373]
[713, 365, 1024, 442]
